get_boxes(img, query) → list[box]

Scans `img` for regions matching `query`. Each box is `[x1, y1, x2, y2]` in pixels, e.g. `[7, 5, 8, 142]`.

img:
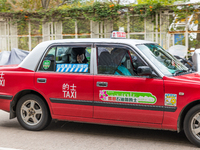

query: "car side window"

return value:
[97, 46, 148, 76]
[39, 47, 56, 71]
[39, 46, 91, 73]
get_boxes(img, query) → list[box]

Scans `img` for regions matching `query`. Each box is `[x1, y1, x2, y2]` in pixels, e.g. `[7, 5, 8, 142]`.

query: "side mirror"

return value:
[137, 66, 152, 76]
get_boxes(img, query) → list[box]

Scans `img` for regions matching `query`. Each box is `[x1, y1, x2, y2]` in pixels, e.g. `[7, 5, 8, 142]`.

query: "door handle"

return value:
[97, 82, 108, 87]
[37, 78, 47, 83]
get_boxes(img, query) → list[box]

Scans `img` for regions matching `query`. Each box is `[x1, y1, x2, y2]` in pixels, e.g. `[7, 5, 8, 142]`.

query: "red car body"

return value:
[1, 38, 200, 146]
[1, 53, 200, 131]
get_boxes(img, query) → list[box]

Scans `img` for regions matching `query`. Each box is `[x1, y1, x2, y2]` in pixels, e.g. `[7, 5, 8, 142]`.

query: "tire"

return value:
[16, 94, 51, 131]
[184, 104, 200, 147]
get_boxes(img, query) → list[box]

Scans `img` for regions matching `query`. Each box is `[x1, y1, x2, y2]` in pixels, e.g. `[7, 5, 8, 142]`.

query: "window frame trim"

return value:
[36, 43, 94, 75]
[94, 43, 163, 78]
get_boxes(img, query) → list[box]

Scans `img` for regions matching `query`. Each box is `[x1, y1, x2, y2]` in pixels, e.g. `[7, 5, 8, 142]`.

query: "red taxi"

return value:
[1, 36, 200, 147]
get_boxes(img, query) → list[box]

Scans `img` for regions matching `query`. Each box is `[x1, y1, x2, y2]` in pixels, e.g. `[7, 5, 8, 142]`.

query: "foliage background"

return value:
[0, 0, 200, 50]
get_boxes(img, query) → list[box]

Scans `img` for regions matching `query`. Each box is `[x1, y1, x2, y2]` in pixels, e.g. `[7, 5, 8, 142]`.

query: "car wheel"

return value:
[16, 94, 51, 131]
[184, 104, 200, 147]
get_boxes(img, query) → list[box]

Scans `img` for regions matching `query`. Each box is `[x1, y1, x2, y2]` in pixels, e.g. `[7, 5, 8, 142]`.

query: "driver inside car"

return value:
[114, 55, 132, 76]
[71, 47, 88, 64]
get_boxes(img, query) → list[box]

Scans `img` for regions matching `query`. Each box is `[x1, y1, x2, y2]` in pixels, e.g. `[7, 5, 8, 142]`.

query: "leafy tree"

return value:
[0, 0, 11, 11]
[2, 0, 62, 11]
[196, 14, 200, 48]
[137, 0, 187, 5]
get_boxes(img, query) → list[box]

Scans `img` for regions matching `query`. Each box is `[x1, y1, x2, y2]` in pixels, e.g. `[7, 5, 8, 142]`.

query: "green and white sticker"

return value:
[99, 90, 157, 104]
[43, 60, 51, 70]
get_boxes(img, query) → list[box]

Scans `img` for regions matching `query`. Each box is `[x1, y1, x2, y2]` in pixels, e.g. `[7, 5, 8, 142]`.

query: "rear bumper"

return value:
[0, 99, 11, 112]
[0, 95, 13, 112]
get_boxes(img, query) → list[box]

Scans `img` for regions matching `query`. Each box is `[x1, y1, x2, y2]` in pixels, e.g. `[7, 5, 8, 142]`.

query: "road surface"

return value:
[0, 110, 198, 150]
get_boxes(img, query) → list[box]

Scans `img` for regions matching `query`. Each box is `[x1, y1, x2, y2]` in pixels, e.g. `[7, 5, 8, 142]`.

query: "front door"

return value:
[93, 44, 164, 123]
[35, 44, 93, 118]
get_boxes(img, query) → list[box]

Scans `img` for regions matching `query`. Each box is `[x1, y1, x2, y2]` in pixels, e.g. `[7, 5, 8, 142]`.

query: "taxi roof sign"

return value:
[111, 31, 126, 39]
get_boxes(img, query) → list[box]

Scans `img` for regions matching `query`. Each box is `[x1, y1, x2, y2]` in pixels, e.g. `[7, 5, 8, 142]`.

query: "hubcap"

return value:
[20, 100, 42, 126]
[191, 112, 200, 140]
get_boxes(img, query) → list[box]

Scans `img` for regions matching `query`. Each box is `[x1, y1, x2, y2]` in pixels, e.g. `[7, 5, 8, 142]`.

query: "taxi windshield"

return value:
[137, 44, 189, 76]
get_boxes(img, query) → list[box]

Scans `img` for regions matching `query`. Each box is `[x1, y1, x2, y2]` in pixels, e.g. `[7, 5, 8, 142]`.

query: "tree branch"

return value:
[58, 0, 73, 6]
[117, 0, 120, 4]
[45, 0, 50, 9]
[41, 0, 46, 8]
[7, 0, 22, 10]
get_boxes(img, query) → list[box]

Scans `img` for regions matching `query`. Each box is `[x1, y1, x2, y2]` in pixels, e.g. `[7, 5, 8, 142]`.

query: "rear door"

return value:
[35, 44, 94, 118]
[93, 44, 164, 123]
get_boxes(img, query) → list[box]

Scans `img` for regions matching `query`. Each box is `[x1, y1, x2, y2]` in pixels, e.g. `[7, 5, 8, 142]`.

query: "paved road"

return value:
[0, 110, 198, 150]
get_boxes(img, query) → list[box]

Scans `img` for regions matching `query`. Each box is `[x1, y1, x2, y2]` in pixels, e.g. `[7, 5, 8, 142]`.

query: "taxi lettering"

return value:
[0, 72, 5, 87]
[62, 83, 77, 98]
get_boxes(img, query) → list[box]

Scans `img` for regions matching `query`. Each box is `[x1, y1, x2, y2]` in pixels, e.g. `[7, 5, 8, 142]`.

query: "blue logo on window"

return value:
[56, 64, 88, 73]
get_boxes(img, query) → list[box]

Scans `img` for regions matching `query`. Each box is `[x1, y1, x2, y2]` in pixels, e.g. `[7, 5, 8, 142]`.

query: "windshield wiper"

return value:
[173, 70, 188, 76]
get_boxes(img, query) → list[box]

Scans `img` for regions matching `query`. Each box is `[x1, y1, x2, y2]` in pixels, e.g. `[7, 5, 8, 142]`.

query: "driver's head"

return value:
[71, 47, 86, 63]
